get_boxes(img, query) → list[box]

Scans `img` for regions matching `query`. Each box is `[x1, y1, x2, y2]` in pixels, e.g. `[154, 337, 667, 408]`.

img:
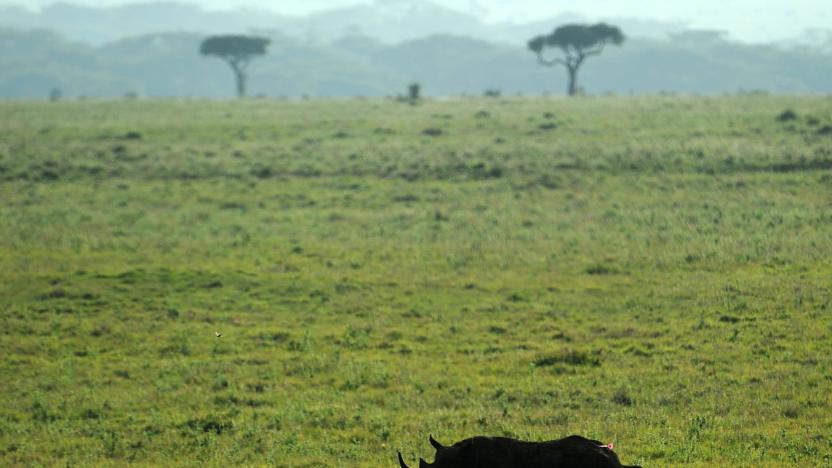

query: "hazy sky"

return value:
[4, 0, 831, 42]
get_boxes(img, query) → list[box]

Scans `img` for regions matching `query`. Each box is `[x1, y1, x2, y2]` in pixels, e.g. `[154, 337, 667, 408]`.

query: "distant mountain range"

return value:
[0, 1, 688, 45]
[1, 26, 830, 99]
[0, 1, 830, 99]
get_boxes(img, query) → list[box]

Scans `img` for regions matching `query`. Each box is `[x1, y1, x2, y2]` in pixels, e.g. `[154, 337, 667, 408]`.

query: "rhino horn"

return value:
[429, 435, 445, 450]
[397, 452, 410, 468]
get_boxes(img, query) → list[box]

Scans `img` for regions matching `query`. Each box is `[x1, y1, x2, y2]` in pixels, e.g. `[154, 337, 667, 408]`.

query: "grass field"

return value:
[1, 95, 831, 467]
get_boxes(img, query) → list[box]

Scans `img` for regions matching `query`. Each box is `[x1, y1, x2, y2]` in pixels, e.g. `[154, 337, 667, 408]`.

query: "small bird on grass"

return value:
[215, 331, 222, 338]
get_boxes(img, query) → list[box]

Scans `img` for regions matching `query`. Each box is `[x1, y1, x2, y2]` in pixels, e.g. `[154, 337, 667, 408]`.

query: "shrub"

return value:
[777, 109, 798, 122]
[408, 83, 421, 104]
[612, 387, 633, 406]
[533, 349, 601, 367]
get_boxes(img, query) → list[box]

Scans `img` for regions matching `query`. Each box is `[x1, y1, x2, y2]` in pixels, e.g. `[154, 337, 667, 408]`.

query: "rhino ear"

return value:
[397, 452, 410, 468]
[429, 435, 445, 451]
[419, 458, 432, 468]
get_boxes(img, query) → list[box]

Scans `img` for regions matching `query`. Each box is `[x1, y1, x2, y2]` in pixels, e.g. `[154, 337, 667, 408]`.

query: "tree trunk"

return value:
[234, 69, 246, 98]
[229, 61, 247, 98]
[567, 65, 579, 96]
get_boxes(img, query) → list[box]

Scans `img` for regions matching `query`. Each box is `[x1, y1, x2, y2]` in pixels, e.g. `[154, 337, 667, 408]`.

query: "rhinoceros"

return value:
[397, 434, 642, 468]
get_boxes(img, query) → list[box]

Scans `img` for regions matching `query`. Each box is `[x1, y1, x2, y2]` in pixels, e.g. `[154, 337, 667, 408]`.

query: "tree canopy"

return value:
[199, 35, 270, 61]
[534, 23, 624, 54]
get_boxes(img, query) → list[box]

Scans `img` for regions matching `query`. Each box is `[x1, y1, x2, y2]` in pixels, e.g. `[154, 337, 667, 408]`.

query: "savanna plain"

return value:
[1, 96, 831, 467]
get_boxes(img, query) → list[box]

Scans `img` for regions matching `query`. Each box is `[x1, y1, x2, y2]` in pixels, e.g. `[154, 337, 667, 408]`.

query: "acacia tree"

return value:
[528, 23, 624, 96]
[200, 35, 270, 98]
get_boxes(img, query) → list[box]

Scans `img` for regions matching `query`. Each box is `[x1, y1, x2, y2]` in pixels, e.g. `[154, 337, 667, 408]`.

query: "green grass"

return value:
[1, 96, 831, 467]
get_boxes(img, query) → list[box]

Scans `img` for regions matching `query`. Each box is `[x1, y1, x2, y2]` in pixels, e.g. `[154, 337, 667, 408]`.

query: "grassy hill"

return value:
[0, 96, 831, 466]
